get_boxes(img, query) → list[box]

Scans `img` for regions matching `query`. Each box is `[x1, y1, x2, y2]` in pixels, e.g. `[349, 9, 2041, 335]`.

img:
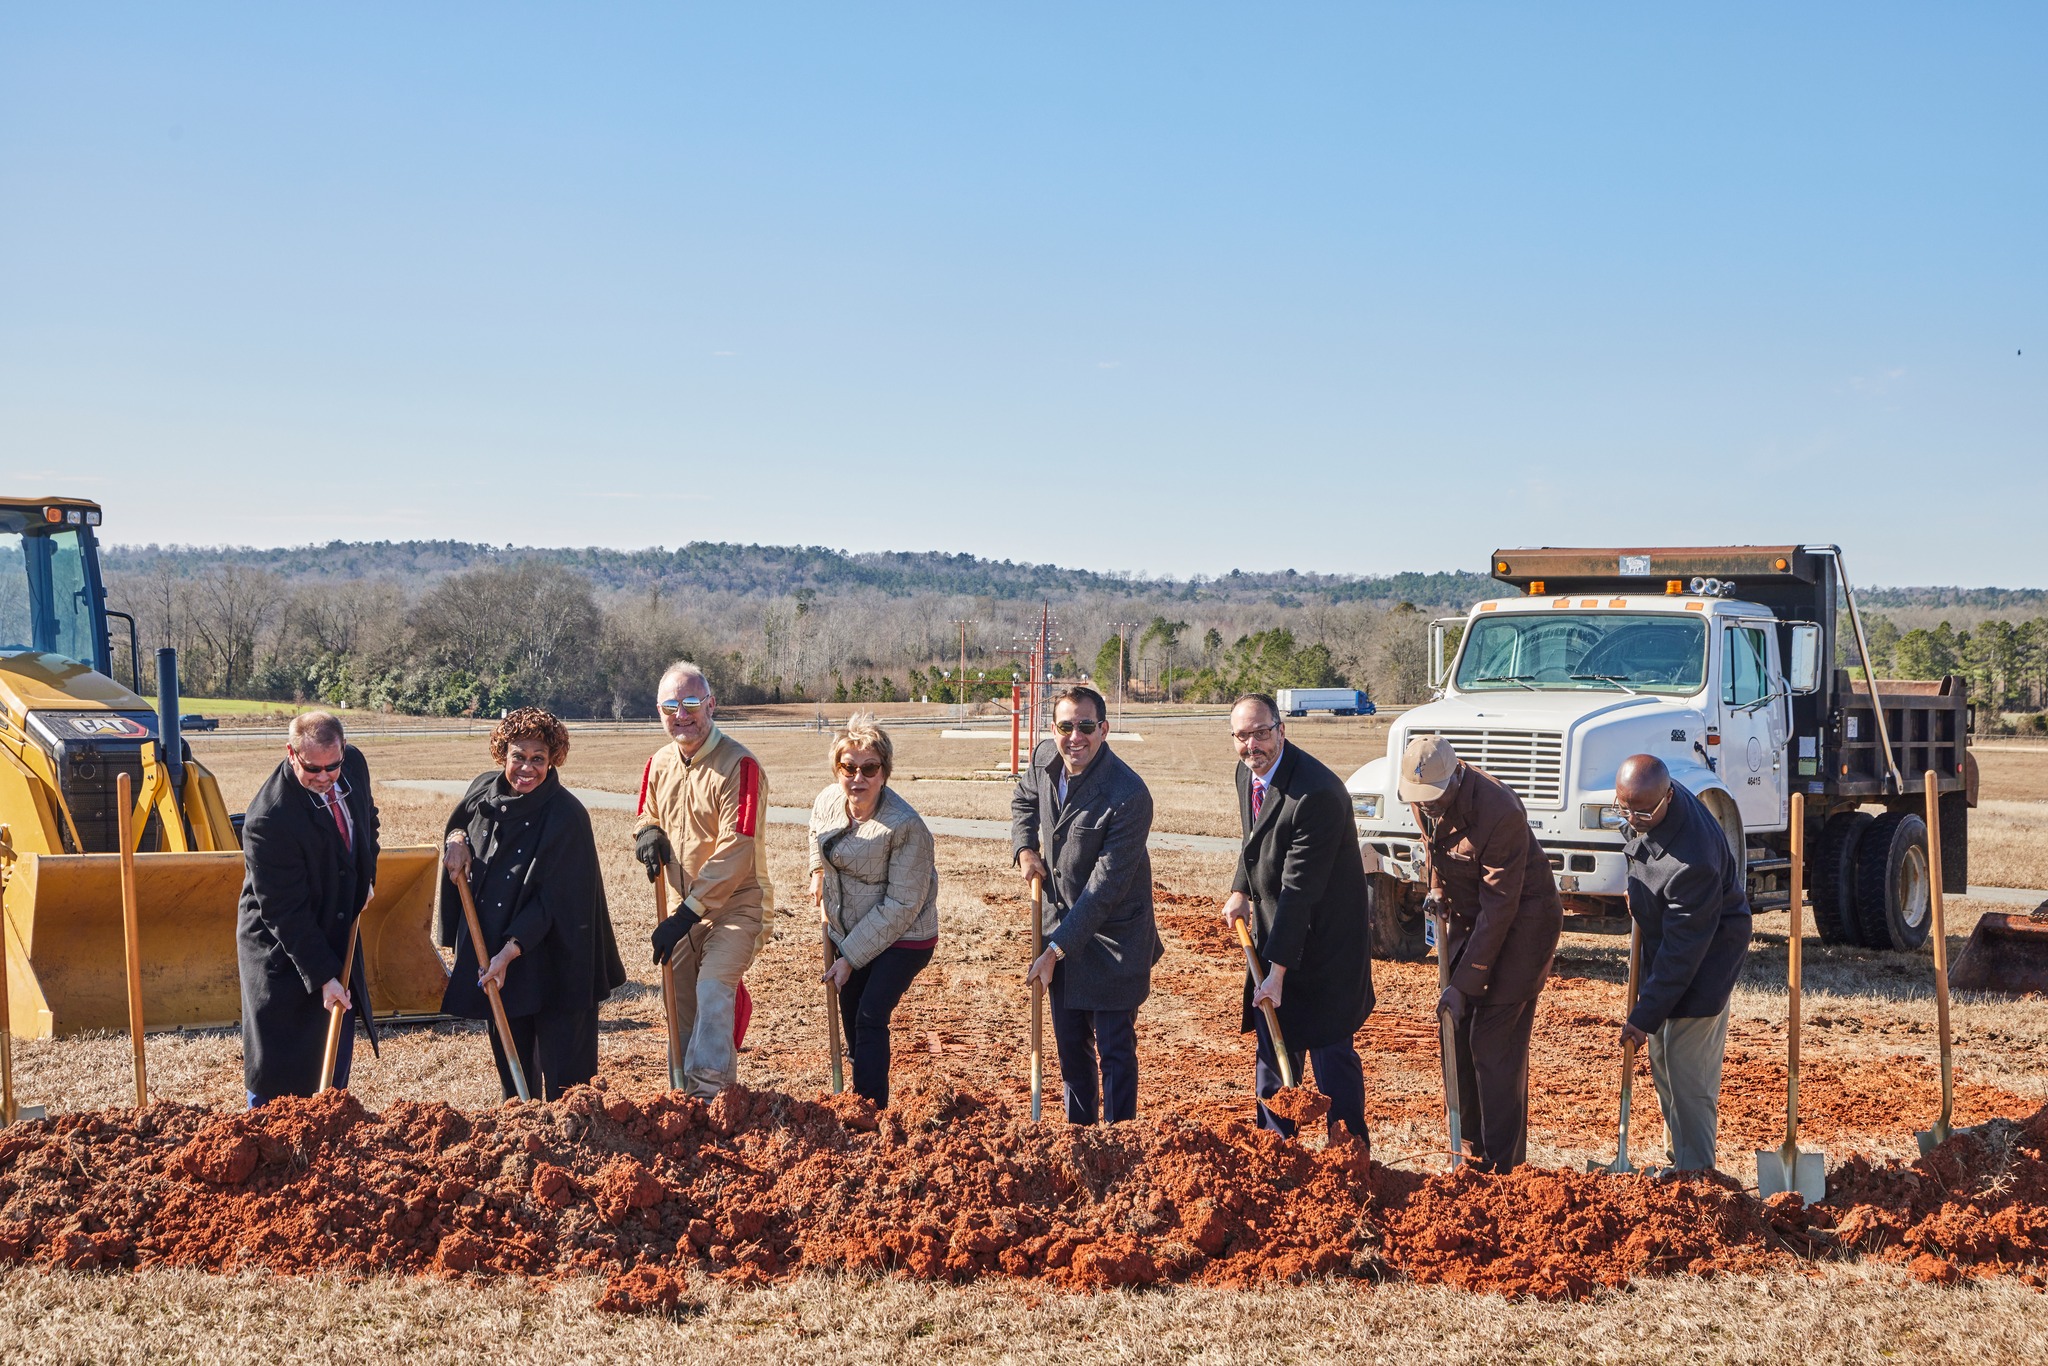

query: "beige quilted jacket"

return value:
[808, 784, 939, 969]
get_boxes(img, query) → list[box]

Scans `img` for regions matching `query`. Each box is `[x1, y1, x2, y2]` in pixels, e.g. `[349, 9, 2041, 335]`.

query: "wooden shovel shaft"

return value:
[1617, 922, 1642, 1152]
[1234, 917, 1297, 1089]
[116, 773, 147, 1107]
[1782, 792, 1805, 1155]
[1925, 771, 1954, 1136]
[454, 873, 530, 1102]
[318, 916, 362, 1093]
[1029, 875, 1044, 1123]
[0, 868, 14, 1124]
[821, 899, 846, 1094]
[654, 877, 687, 1092]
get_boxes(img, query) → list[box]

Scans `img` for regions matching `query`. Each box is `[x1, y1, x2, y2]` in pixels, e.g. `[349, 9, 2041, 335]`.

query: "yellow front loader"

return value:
[0, 496, 448, 1040]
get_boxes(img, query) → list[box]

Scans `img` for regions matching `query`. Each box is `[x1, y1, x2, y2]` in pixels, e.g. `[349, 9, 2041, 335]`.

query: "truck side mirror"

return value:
[1788, 622, 1822, 694]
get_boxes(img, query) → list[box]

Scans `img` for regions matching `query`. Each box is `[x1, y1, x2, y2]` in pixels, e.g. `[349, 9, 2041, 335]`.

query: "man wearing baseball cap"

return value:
[1403, 734, 1562, 1172]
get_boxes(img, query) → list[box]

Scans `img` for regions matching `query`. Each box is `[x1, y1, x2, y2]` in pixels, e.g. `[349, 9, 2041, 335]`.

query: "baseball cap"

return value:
[1397, 735, 1459, 802]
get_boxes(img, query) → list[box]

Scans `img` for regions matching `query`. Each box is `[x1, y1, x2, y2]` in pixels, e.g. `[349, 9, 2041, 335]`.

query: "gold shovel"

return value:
[1588, 922, 1643, 1175]
[1757, 792, 1825, 1200]
[1918, 770, 1958, 1157]
[1235, 917, 1298, 1090]
[1029, 874, 1046, 1122]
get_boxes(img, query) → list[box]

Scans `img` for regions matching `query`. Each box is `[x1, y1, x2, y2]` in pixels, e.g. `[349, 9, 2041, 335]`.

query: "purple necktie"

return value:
[1252, 776, 1266, 820]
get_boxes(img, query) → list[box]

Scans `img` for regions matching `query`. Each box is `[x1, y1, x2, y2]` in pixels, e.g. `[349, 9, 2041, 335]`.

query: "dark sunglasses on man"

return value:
[290, 748, 344, 775]
[1053, 719, 1102, 736]
[658, 696, 708, 715]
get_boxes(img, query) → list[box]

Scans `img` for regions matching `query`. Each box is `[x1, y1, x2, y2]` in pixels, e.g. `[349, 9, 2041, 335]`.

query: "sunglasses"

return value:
[291, 750, 344, 775]
[1053, 720, 1102, 736]
[838, 759, 883, 779]
[1230, 724, 1279, 743]
[658, 696, 709, 715]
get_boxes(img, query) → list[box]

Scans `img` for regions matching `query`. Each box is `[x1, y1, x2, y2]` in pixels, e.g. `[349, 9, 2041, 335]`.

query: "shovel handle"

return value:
[1785, 792, 1805, 1149]
[0, 883, 14, 1124]
[1029, 875, 1045, 1123]
[318, 916, 362, 1093]
[116, 773, 147, 1108]
[1925, 771, 1954, 1135]
[653, 876, 687, 1092]
[454, 873, 531, 1102]
[1234, 917, 1297, 1089]
[820, 892, 846, 1095]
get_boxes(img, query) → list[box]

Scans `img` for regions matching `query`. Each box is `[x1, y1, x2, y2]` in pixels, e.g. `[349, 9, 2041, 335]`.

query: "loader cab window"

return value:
[0, 529, 98, 667]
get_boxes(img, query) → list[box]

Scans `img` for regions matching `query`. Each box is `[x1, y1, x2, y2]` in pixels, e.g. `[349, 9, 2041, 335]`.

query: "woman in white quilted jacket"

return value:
[810, 713, 939, 1106]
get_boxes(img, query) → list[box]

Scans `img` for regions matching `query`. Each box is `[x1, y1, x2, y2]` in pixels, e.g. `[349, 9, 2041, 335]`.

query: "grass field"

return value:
[6, 713, 2047, 1361]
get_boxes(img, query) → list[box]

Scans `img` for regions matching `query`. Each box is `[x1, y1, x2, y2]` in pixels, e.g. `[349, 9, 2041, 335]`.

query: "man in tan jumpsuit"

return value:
[639, 661, 774, 1097]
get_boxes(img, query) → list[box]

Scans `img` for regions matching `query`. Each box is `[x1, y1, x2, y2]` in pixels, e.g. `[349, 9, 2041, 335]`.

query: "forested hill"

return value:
[101, 540, 1494, 606]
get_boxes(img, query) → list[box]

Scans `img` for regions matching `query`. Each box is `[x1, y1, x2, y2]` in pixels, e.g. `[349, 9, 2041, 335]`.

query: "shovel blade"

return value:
[1915, 1125, 1949, 1158]
[1756, 1148, 1827, 1202]
[1587, 1153, 1637, 1175]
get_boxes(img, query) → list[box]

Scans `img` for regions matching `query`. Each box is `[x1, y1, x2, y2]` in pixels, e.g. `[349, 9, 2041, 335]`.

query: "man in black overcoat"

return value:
[1221, 693, 1375, 1146]
[1011, 685, 1161, 1124]
[236, 710, 380, 1106]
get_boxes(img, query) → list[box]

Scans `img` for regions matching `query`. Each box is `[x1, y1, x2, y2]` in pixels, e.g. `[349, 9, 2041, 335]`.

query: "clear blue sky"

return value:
[3, 5, 2040, 585]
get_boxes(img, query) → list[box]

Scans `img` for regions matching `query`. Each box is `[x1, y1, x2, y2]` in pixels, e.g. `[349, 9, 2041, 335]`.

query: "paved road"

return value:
[383, 779, 1241, 856]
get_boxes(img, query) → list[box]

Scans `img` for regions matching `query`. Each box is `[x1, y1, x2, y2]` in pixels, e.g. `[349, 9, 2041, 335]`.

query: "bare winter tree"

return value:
[187, 565, 286, 695]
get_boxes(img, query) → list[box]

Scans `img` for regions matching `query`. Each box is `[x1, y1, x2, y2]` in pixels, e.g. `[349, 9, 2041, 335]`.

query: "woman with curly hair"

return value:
[440, 706, 626, 1099]
[810, 712, 938, 1106]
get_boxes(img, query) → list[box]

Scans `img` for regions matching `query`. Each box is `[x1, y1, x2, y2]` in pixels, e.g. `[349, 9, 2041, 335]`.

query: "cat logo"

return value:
[67, 716, 149, 738]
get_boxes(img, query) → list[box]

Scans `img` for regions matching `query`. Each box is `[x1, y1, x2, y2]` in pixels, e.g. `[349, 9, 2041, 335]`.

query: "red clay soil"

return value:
[2, 1085, 2043, 1302]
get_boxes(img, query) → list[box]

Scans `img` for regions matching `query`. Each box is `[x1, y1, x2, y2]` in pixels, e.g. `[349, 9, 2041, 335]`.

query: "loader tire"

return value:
[1854, 811, 1932, 952]
[1809, 811, 1872, 947]
[1369, 875, 1429, 962]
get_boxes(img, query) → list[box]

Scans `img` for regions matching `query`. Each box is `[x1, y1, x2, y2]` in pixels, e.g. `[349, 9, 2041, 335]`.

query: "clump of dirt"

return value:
[597, 1262, 694, 1315]
[0, 1087, 2042, 1300]
[1262, 1087, 1332, 1129]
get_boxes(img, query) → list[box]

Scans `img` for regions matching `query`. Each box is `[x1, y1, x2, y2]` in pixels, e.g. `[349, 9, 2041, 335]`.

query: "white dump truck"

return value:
[1350, 545, 1975, 960]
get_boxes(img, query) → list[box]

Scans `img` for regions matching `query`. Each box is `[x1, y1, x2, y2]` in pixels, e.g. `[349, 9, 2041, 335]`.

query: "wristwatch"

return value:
[1050, 942, 1064, 960]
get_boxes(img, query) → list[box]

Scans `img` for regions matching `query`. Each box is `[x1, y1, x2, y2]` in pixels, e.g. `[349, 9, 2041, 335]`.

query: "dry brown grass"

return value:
[2, 1264, 2045, 1364]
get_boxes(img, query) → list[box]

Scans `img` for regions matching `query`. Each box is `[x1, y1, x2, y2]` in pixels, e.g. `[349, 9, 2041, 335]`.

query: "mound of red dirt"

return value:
[0, 1086, 2042, 1299]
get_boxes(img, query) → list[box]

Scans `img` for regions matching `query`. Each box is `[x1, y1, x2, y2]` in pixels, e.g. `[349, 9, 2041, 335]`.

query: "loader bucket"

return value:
[2, 845, 449, 1040]
[1947, 903, 2048, 996]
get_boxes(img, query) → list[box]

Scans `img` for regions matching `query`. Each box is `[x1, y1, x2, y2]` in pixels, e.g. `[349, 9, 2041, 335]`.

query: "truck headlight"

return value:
[1580, 803, 1626, 831]
[1352, 793, 1382, 820]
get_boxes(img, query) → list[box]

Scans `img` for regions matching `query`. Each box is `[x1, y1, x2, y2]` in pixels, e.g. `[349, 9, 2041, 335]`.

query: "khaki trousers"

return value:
[1647, 1001, 1733, 1172]
[669, 903, 763, 1097]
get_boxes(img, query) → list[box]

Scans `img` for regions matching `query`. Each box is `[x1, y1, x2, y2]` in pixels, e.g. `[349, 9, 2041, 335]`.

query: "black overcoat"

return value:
[236, 746, 381, 1098]
[1232, 743, 1375, 1051]
[1009, 739, 1161, 1013]
[1623, 781, 1753, 1031]
[437, 770, 626, 1021]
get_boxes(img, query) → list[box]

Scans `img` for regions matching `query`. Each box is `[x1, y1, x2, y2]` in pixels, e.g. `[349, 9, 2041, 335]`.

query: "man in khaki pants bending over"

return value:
[639, 661, 774, 1097]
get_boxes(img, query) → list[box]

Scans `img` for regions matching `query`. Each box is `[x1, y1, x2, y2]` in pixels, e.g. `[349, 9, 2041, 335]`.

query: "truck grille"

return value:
[1406, 727, 1566, 808]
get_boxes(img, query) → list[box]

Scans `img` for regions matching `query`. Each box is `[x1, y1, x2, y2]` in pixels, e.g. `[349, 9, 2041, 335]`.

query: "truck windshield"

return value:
[0, 529, 98, 666]
[1455, 613, 1707, 696]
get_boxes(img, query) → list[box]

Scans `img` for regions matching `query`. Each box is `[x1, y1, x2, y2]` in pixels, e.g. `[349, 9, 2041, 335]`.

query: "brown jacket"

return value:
[1416, 764, 1562, 1004]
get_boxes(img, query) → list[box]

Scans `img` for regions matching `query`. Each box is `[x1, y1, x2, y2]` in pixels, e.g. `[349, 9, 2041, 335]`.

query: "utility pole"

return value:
[1109, 620, 1140, 730]
[949, 618, 976, 717]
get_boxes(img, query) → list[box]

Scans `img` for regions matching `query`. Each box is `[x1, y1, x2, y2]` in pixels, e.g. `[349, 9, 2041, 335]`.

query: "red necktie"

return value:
[326, 793, 351, 850]
[1251, 776, 1266, 820]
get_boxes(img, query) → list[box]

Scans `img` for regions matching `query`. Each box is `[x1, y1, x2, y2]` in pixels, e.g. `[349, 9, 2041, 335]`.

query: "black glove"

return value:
[650, 905, 703, 966]
[635, 826, 673, 883]
[1438, 983, 1470, 1021]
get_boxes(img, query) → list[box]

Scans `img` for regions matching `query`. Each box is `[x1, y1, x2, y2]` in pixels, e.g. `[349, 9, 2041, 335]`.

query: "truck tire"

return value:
[1853, 811, 1932, 952]
[1369, 875, 1429, 962]
[1808, 811, 1872, 947]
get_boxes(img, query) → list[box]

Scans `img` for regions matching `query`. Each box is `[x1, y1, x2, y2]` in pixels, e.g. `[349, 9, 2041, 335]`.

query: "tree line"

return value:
[105, 557, 1447, 717]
